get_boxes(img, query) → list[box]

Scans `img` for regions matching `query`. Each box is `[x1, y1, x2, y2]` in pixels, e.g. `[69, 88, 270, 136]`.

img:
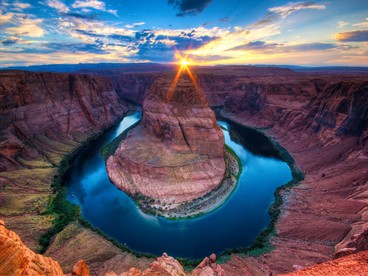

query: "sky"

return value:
[0, 0, 367, 67]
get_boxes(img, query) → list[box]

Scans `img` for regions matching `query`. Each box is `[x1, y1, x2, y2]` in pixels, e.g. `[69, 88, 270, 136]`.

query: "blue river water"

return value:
[66, 112, 292, 259]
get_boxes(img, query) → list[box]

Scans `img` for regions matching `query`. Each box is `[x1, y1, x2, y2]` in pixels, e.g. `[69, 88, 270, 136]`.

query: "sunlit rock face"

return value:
[106, 72, 225, 208]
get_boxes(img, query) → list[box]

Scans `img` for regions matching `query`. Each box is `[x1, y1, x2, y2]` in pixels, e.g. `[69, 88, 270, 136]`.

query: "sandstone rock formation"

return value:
[191, 253, 225, 276]
[69, 260, 90, 276]
[0, 219, 64, 276]
[107, 72, 225, 212]
[1, 218, 227, 276]
[282, 250, 368, 275]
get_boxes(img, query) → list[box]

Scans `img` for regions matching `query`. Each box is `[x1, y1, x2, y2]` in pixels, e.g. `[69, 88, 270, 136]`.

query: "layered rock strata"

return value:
[0, 70, 128, 253]
[107, 72, 226, 213]
[1, 67, 368, 275]
[0, 219, 64, 276]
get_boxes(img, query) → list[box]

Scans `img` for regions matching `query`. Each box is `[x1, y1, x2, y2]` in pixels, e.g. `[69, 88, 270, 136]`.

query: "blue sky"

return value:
[0, 0, 367, 66]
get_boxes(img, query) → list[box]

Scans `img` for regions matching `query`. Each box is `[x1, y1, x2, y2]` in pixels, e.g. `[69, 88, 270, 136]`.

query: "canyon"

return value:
[0, 66, 367, 275]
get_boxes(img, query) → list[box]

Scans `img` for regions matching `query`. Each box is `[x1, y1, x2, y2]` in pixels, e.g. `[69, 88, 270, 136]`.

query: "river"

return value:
[66, 111, 292, 259]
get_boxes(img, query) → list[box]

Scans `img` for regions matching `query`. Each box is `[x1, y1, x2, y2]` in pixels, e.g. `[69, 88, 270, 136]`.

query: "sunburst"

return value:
[167, 51, 201, 101]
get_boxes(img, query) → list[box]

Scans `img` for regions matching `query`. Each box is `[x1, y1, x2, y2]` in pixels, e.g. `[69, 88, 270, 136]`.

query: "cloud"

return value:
[62, 12, 98, 20]
[132, 28, 218, 61]
[268, 2, 326, 19]
[125, 22, 145, 28]
[1, 37, 19, 46]
[228, 41, 281, 51]
[219, 17, 229, 23]
[228, 41, 349, 53]
[44, 42, 106, 53]
[71, 0, 117, 16]
[46, 0, 69, 13]
[187, 2, 328, 59]
[72, 0, 105, 10]
[168, 0, 212, 16]
[0, 11, 14, 25]
[4, 18, 45, 37]
[337, 20, 349, 29]
[336, 30, 368, 42]
[13, 2, 31, 10]
[353, 18, 368, 28]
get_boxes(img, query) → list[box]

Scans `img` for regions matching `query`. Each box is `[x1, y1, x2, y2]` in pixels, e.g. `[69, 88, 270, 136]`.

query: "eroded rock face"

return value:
[104, 253, 225, 276]
[282, 250, 368, 276]
[0, 220, 64, 276]
[0, 70, 128, 252]
[0, 70, 128, 171]
[107, 72, 225, 209]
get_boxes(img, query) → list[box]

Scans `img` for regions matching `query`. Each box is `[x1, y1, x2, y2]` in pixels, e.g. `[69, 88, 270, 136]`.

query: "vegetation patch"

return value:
[102, 120, 141, 161]
[38, 115, 128, 253]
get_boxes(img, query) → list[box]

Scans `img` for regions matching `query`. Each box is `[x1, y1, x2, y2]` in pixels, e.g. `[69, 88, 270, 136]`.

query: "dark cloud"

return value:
[75, 30, 134, 42]
[228, 41, 281, 51]
[108, 34, 134, 42]
[135, 30, 155, 41]
[44, 42, 106, 54]
[61, 12, 98, 20]
[75, 29, 102, 38]
[168, 0, 212, 16]
[287, 43, 337, 51]
[219, 17, 229, 23]
[135, 31, 216, 61]
[2, 38, 19, 46]
[336, 30, 368, 42]
[228, 41, 353, 53]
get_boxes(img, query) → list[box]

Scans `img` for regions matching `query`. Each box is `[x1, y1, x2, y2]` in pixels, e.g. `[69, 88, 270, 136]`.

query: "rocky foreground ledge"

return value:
[0, 219, 225, 276]
[106, 72, 237, 217]
[2, 219, 367, 276]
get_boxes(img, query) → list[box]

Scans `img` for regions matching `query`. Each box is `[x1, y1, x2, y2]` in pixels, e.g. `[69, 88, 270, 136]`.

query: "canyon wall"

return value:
[0, 70, 132, 272]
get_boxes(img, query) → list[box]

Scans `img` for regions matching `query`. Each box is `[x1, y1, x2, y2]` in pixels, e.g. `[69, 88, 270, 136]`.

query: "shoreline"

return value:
[102, 115, 242, 219]
[133, 145, 242, 219]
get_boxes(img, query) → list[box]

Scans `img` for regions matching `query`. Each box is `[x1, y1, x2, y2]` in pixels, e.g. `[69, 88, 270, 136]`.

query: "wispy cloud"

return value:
[187, 1, 327, 59]
[228, 41, 353, 53]
[46, 0, 69, 13]
[0, 11, 14, 25]
[337, 20, 349, 29]
[71, 0, 118, 16]
[336, 30, 368, 42]
[268, 1, 325, 18]
[4, 17, 45, 37]
[125, 22, 145, 29]
[353, 18, 368, 28]
[12, 2, 31, 11]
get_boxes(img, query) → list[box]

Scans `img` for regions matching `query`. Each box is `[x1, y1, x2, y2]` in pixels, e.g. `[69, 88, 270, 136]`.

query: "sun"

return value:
[180, 58, 191, 67]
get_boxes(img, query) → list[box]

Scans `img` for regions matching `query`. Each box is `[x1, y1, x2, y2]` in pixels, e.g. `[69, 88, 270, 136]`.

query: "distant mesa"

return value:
[106, 71, 238, 217]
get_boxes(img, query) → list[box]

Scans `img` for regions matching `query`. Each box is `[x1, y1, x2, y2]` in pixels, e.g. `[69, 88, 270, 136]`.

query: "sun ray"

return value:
[167, 50, 203, 102]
